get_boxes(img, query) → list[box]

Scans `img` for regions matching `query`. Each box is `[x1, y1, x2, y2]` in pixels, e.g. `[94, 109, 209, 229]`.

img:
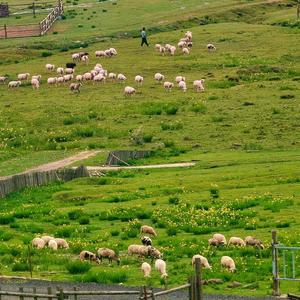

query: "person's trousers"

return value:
[141, 37, 149, 46]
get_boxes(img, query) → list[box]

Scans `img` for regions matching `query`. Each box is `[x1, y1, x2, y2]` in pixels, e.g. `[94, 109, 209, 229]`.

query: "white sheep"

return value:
[108, 73, 116, 80]
[141, 225, 157, 236]
[54, 238, 69, 249]
[193, 79, 205, 92]
[155, 259, 168, 278]
[128, 245, 150, 257]
[192, 254, 212, 269]
[91, 70, 99, 77]
[70, 82, 82, 93]
[47, 77, 57, 85]
[93, 74, 105, 83]
[72, 53, 80, 61]
[155, 44, 161, 51]
[118, 74, 126, 82]
[95, 50, 106, 57]
[182, 47, 190, 55]
[165, 44, 171, 51]
[17, 73, 30, 81]
[81, 55, 89, 64]
[41, 236, 54, 245]
[135, 75, 143, 84]
[97, 248, 120, 265]
[48, 239, 58, 251]
[124, 86, 136, 96]
[245, 236, 264, 249]
[154, 73, 164, 83]
[228, 237, 246, 247]
[95, 63, 102, 69]
[212, 233, 227, 245]
[8, 81, 21, 88]
[178, 41, 186, 48]
[207, 43, 216, 51]
[221, 256, 236, 272]
[63, 74, 73, 82]
[185, 31, 192, 41]
[0, 76, 7, 83]
[76, 75, 83, 82]
[56, 67, 64, 75]
[141, 262, 151, 277]
[32, 75, 41, 81]
[105, 49, 112, 57]
[170, 46, 176, 55]
[175, 76, 185, 83]
[79, 250, 99, 263]
[109, 48, 117, 56]
[65, 68, 74, 74]
[83, 72, 92, 81]
[159, 46, 166, 55]
[178, 80, 187, 92]
[163, 81, 174, 91]
[32, 238, 45, 249]
[57, 76, 65, 84]
[31, 78, 40, 89]
[45, 64, 55, 71]
[99, 69, 108, 76]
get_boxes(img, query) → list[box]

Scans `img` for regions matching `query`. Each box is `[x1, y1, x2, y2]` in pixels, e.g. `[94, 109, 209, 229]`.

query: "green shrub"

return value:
[12, 262, 30, 272]
[0, 215, 15, 225]
[41, 51, 53, 57]
[68, 209, 83, 220]
[79, 216, 90, 225]
[164, 105, 178, 115]
[168, 197, 179, 205]
[55, 226, 73, 238]
[276, 221, 290, 228]
[143, 134, 153, 143]
[82, 269, 128, 284]
[110, 229, 120, 237]
[191, 102, 207, 113]
[66, 261, 91, 274]
[167, 227, 177, 236]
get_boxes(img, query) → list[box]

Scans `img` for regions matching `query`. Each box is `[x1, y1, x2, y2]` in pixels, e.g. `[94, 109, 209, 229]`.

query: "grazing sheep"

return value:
[185, 31, 192, 41]
[118, 74, 126, 82]
[178, 80, 187, 92]
[141, 236, 152, 246]
[54, 238, 69, 249]
[141, 262, 152, 277]
[175, 76, 185, 83]
[95, 63, 102, 69]
[108, 72, 116, 80]
[66, 63, 76, 69]
[99, 69, 108, 76]
[95, 50, 106, 57]
[163, 81, 174, 91]
[93, 74, 106, 83]
[81, 55, 89, 64]
[65, 68, 74, 75]
[141, 225, 157, 236]
[32, 75, 41, 81]
[245, 236, 264, 249]
[221, 256, 236, 272]
[105, 49, 113, 57]
[45, 64, 55, 71]
[124, 86, 136, 96]
[57, 67, 64, 75]
[109, 48, 117, 56]
[128, 245, 150, 258]
[17, 73, 30, 81]
[155, 259, 168, 278]
[182, 47, 190, 55]
[228, 237, 246, 247]
[193, 79, 205, 92]
[48, 239, 58, 251]
[187, 42, 193, 48]
[159, 46, 166, 55]
[70, 83, 82, 93]
[57, 76, 65, 84]
[75, 75, 83, 82]
[79, 250, 99, 263]
[135, 75, 144, 84]
[154, 73, 164, 83]
[91, 70, 99, 77]
[63, 74, 73, 82]
[8, 81, 21, 88]
[31, 78, 40, 89]
[82, 72, 92, 81]
[207, 43, 216, 51]
[170, 46, 176, 55]
[192, 254, 212, 269]
[178, 41, 186, 48]
[0, 76, 7, 83]
[41, 236, 54, 245]
[32, 238, 45, 249]
[97, 248, 120, 265]
[208, 238, 219, 246]
[47, 77, 57, 85]
[72, 53, 80, 61]
[212, 233, 227, 245]
[155, 44, 161, 51]
[148, 246, 163, 260]
[165, 44, 171, 51]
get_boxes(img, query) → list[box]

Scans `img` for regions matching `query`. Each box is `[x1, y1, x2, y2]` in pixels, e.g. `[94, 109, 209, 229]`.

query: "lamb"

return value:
[48, 239, 58, 251]
[193, 79, 205, 92]
[155, 44, 161, 51]
[175, 76, 185, 83]
[178, 80, 187, 92]
[192, 254, 212, 269]
[128, 245, 150, 258]
[0, 76, 7, 83]
[163, 81, 174, 91]
[65, 68, 75, 75]
[185, 31, 192, 41]
[57, 67, 64, 75]
[57, 76, 65, 84]
[159, 46, 166, 55]
[108, 73, 116, 80]
[76, 75, 83, 82]
[70, 83, 82, 93]
[45, 64, 55, 71]
[155, 259, 168, 278]
[141, 225, 157, 236]
[154, 73, 164, 83]
[17, 73, 30, 81]
[141, 262, 152, 278]
[170, 46, 176, 55]
[31, 78, 40, 89]
[207, 43, 216, 51]
[32, 237, 45, 249]
[135, 75, 144, 84]
[177, 41, 186, 48]
[211, 233, 227, 246]
[105, 49, 113, 57]
[93, 74, 105, 83]
[41, 236, 55, 245]
[165, 44, 171, 51]
[83, 72, 92, 81]
[81, 55, 89, 64]
[182, 47, 190, 55]
[32, 75, 41, 81]
[47, 77, 57, 85]
[97, 248, 120, 265]
[72, 53, 80, 61]
[79, 250, 99, 263]
[8, 81, 21, 88]
[124, 86, 136, 96]
[54, 238, 69, 249]
[221, 256, 236, 272]
[63, 74, 73, 82]
[228, 237, 246, 247]
[141, 236, 152, 246]
[117, 74, 126, 82]
[99, 69, 108, 76]
[245, 236, 264, 249]
[109, 48, 117, 56]
[95, 50, 106, 57]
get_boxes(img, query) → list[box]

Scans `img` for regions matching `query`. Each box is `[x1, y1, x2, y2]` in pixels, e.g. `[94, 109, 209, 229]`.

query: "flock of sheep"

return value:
[32, 225, 265, 280]
[0, 30, 214, 96]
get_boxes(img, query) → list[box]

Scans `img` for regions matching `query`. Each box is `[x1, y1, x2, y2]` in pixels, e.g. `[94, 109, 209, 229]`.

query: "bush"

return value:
[0, 215, 15, 225]
[12, 262, 30, 272]
[143, 134, 153, 143]
[41, 51, 53, 57]
[56, 226, 73, 238]
[110, 229, 120, 237]
[164, 105, 178, 115]
[166, 227, 177, 236]
[68, 209, 83, 220]
[168, 197, 179, 205]
[191, 102, 207, 113]
[79, 216, 90, 225]
[82, 270, 128, 284]
[66, 261, 91, 274]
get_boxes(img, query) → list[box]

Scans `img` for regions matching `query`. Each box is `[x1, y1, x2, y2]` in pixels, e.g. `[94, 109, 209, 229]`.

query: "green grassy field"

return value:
[0, 0, 300, 296]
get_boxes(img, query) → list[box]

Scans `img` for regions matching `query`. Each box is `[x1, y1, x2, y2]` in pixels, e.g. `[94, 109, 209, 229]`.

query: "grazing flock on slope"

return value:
[32, 224, 265, 281]
[0, 31, 216, 96]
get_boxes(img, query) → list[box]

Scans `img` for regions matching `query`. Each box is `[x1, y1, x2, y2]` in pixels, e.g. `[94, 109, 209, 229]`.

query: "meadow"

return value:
[0, 0, 300, 296]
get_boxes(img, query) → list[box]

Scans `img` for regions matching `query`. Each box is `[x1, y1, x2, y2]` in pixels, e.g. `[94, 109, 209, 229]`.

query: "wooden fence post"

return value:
[4, 24, 7, 39]
[194, 257, 203, 300]
[57, 288, 64, 300]
[73, 287, 77, 300]
[0, 287, 2, 300]
[272, 230, 280, 296]
[32, 2, 36, 18]
[47, 287, 52, 300]
[28, 244, 33, 278]
[297, 4, 300, 19]
[19, 287, 24, 300]
[188, 277, 192, 300]
[33, 287, 38, 300]
[143, 285, 148, 300]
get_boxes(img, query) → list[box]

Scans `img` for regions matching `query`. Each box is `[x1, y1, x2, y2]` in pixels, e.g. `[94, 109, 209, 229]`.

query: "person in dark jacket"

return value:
[141, 27, 149, 47]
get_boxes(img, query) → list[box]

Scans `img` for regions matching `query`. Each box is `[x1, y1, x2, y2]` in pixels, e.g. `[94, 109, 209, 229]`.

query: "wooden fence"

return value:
[0, 165, 89, 199]
[106, 150, 152, 166]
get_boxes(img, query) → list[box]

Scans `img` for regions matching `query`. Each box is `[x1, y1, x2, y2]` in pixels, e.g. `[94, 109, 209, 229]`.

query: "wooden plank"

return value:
[153, 284, 191, 296]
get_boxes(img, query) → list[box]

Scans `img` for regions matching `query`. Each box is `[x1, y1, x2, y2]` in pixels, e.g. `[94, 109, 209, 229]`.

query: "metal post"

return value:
[194, 257, 203, 300]
[4, 24, 7, 39]
[272, 230, 280, 296]
[292, 251, 296, 279]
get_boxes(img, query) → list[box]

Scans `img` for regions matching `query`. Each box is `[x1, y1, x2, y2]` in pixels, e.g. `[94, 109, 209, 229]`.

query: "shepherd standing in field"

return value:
[141, 27, 149, 47]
